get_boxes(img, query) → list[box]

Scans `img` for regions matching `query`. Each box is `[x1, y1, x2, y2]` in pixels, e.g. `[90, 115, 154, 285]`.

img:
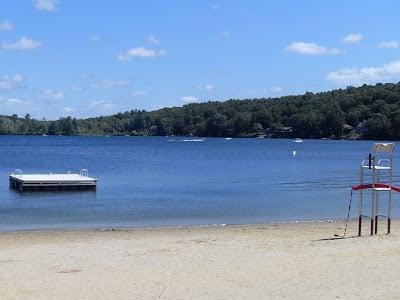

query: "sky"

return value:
[1, 0, 400, 119]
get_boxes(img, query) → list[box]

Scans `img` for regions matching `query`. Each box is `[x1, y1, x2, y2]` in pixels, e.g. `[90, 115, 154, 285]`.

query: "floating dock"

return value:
[9, 169, 97, 192]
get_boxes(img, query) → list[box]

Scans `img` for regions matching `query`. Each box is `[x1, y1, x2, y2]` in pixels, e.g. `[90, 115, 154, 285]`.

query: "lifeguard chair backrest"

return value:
[372, 143, 394, 155]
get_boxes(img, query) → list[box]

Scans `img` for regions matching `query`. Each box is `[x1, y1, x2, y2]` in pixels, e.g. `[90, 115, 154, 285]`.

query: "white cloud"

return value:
[0, 98, 34, 115]
[33, 0, 57, 11]
[63, 107, 75, 113]
[89, 35, 101, 42]
[220, 31, 231, 39]
[326, 60, 400, 85]
[210, 3, 221, 10]
[132, 91, 149, 96]
[181, 96, 198, 103]
[270, 86, 283, 93]
[0, 20, 14, 31]
[0, 74, 25, 91]
[147, 35, 160, 45]
[70, 86, 83, 91]
[285, 42, 341, 55]
[202, 84, 215, 91]
[90, 100, 114, 109]
[378, 41, 400, 49]
[90, 79, 129, 89]
[117, 47, 167, 61]
[36, 89, 64, 100]
[1, 37, 41, 50]
[6, 98, 31, 105]
[342, 33, 363, 44]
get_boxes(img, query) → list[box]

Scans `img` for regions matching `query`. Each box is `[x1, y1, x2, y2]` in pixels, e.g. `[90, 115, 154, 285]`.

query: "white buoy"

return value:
[293, 150, 296, 156]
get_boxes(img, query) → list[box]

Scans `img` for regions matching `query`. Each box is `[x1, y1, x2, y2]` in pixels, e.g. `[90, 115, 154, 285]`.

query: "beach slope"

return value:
[1, 221, 400, 299]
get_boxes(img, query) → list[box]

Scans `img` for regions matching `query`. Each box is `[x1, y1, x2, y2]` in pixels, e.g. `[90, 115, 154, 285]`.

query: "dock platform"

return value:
[9, 169, 97, 192]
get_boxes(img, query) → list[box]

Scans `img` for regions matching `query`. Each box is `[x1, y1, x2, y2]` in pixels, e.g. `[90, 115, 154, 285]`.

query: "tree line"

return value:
[1, 82, 400, 140]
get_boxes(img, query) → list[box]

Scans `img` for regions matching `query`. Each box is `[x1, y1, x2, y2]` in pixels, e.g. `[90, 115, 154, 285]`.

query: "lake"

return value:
[0, 136, 398, 231]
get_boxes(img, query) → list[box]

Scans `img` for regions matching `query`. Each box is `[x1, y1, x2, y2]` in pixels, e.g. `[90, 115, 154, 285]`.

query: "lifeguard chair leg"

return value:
[359, 166, 364, 236]
[375, 195, 379, 235]
[375, 171, 380, 234]
[359, 189, 363, 236]
[370, 190, 375, 236]
[371, 166, 377, 235]
[370, 219, 374, 235]
[388, 190, 392, 234]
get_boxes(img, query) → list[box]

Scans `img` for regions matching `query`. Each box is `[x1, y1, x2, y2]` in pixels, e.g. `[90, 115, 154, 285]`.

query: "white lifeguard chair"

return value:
[358, 143, 394, 235]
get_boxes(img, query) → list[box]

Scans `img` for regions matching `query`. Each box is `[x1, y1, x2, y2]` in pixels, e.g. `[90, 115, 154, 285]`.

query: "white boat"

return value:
[182, 139, 204, 142]
[225, 137, 233, 140]
[293, 138, 303, 143]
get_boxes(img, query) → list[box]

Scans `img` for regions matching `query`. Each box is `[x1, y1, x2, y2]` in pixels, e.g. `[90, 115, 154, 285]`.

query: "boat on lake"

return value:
[293, 138, 303, 143]
[182, 139, 204, 142]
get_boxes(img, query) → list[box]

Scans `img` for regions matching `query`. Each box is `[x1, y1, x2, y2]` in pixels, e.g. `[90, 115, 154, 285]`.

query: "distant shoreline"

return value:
[2, 82, 400, 140]
[0, 134, 393, 141]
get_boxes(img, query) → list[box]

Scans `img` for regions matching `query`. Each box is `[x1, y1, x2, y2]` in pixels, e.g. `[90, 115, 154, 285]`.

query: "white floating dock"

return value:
[9, 169, 97, 192]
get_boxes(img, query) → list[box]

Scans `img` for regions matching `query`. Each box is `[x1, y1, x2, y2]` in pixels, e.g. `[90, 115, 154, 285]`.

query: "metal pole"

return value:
[375, 170, 380, 234]
[371, 156, 376, 236]
[388, 151, 393, 234]
[359, 165, 363, 236]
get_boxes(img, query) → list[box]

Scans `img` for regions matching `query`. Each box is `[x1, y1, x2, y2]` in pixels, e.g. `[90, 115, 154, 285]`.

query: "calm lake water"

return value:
[0, 136, 398, 231]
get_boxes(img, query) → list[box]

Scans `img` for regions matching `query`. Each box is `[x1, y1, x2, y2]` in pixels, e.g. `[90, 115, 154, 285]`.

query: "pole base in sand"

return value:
[370, 219, 374, 236]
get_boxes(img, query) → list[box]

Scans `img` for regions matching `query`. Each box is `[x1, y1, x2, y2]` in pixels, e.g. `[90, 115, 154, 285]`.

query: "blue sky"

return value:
[1, 0, 400, 119]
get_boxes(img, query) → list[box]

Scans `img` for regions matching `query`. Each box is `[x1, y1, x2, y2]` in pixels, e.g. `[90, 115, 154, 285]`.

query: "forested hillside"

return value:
[1, 82, 400, 140]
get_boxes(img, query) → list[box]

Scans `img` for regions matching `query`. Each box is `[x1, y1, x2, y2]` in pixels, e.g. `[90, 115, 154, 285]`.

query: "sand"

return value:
[1, 221, 400, 299]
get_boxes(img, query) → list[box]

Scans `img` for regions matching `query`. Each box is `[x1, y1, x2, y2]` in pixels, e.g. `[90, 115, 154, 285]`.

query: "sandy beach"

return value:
[1, 221, 400, 299]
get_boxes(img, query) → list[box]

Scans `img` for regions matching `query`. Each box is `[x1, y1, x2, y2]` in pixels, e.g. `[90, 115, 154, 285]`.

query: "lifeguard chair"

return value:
[356, 143, 394, 236]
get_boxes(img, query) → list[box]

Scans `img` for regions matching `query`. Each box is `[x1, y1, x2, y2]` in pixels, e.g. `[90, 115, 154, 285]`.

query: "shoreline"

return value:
[0, 217, 345, 234]
[2, 220, 399, 299]
[0, 134, 390, 141]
